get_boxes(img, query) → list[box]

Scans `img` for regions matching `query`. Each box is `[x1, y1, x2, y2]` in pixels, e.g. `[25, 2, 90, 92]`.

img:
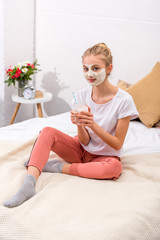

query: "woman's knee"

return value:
[102, 160, 123, 179]
[41, 127, 57, 136]
[41, 126, 54, 134]
[40, 127, 56, 142]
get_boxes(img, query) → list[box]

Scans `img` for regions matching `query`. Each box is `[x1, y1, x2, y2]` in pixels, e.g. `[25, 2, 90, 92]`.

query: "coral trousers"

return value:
[27, 127, 123, 180]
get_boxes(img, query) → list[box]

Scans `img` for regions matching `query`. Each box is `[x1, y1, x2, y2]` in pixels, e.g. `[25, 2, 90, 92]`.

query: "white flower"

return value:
[22, 68, 28, 73]
[17, 63, 23, 69]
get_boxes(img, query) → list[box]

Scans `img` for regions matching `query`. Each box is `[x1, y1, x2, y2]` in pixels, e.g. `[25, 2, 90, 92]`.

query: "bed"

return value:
[0, 112, 160, 240]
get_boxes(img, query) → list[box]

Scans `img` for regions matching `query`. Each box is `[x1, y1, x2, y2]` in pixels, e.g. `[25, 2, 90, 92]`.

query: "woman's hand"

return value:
[76, 107, 95, 129]
[70, 106, 95, 128]
[70, 108, 91, 145]
[70, 110, 77, 125]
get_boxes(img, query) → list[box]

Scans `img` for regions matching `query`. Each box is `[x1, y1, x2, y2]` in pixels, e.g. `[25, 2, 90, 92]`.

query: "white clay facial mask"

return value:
[83, 64, 106, 86]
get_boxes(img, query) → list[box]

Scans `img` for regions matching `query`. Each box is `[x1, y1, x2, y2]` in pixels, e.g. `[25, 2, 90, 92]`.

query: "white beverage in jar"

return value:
[73, 104, 88, 124]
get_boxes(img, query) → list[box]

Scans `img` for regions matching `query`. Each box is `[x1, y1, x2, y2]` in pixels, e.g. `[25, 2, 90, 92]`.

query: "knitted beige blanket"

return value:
[0, 138, 160, 240]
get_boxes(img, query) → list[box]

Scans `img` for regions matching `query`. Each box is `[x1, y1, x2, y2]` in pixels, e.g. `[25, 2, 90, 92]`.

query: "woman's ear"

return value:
[106, 64, 112, 75]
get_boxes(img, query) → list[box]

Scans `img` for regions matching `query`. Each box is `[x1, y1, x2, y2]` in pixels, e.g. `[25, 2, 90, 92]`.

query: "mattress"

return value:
[0, 112, 160, 156]
[0, 112, 160, 240]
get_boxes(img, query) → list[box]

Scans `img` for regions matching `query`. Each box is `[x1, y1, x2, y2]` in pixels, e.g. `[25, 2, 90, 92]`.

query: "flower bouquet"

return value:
[5, 59, 41, 96]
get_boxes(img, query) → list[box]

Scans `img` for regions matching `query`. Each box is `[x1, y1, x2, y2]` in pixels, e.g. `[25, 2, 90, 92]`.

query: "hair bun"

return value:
[96, 43, 107, 48]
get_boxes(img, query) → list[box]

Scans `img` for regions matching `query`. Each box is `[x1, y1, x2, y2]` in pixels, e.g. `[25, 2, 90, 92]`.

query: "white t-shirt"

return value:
[73, 87, 139, 157]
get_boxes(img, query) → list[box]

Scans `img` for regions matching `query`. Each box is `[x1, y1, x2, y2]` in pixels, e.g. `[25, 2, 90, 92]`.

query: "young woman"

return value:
[4, 43, 139, 208]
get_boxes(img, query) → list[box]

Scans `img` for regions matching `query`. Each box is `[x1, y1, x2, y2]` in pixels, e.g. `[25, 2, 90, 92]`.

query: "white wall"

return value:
[1, 0, 160, 126]
[36, 0, 160, 116]
[3, 0, 35, 126]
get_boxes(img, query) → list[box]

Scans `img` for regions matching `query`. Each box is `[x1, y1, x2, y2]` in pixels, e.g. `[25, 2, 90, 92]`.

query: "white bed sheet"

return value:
[1, 112, 160, 240]
[0, 112, 160, 156]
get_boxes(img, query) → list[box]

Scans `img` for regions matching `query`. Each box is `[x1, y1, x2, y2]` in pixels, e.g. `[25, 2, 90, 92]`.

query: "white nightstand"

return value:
[10, 92, 53, 124]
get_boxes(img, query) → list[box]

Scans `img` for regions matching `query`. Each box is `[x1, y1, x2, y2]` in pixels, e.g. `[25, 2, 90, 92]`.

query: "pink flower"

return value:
[16, 68, 22, 77]
[27, 63, 34, 69]
[17, 68, 21, 72]
[7, 69, 13, 74]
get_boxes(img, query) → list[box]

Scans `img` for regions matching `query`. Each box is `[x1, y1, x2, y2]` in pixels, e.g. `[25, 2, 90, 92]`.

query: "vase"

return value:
[18, 80, 27, 97]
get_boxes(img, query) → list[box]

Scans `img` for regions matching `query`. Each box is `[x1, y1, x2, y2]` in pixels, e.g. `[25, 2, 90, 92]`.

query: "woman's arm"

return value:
[77, 125, 90, 145]
[91, 117, 130, 150]
[77, 111, 130, 150]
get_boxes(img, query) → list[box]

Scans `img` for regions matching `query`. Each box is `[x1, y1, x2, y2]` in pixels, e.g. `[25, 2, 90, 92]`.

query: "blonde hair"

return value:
[82, 43, 112, 68]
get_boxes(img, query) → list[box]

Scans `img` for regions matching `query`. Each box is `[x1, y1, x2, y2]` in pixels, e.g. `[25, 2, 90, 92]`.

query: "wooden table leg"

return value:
[37, 103, 43, 118]
[10, 103, 21, 125]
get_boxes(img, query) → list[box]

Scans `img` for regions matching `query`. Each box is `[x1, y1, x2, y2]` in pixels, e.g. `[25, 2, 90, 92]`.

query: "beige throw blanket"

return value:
[0, 138, 160, 240]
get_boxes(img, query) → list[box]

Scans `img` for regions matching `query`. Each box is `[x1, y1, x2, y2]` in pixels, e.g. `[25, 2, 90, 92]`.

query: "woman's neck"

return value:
[91, 79, 118, 104]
